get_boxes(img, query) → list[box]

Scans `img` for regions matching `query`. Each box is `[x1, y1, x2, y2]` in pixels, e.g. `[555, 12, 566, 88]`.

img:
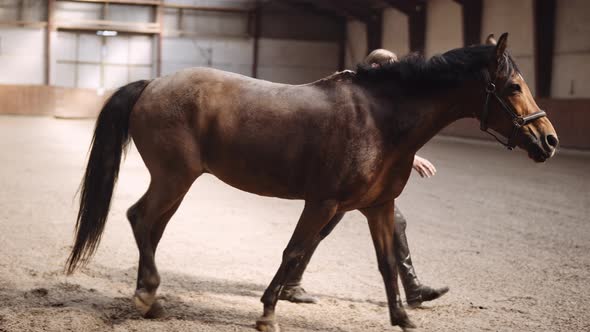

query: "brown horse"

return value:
[66, 33, 557, 330]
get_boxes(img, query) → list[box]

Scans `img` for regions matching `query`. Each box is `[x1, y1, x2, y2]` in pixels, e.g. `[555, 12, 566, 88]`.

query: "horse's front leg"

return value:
[360, 200, 416, 330]
[280, 212, 346, 303]
[256, 200, 338, 332]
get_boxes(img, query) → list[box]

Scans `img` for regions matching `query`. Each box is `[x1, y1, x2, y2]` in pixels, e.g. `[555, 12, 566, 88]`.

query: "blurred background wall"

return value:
[0, 0, 588, 148]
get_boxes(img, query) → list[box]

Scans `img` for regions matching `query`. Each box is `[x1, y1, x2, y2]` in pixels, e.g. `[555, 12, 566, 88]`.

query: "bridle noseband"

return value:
[478, 71, 547, 150]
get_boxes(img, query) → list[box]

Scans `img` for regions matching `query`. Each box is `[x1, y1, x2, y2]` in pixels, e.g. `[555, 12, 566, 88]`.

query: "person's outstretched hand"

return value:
[413, 155, 436, 178]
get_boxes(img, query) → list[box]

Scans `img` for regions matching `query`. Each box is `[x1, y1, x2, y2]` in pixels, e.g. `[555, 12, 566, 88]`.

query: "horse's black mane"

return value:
[355, 44, 520, 95]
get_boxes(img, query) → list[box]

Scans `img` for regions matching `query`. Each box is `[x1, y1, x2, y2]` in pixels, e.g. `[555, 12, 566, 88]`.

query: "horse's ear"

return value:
[495, 33, 508, 59]
[485, 34, 496, 45]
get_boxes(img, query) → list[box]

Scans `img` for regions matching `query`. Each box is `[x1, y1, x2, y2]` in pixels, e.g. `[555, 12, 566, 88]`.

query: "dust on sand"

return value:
[0, 116, 588, 331]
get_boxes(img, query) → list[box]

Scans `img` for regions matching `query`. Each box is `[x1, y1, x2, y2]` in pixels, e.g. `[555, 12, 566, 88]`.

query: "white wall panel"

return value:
[104, 65, 128, 89]
[0, 27, 43, 55]
[129, 36, 153, 64]
[554, 0, 590, 53]
[0, 27, 44, 85]
[162, 38, 204, 65]
[105, 37, 128, 64]
[53, 63, 75, 88]
[162, 36, 336, 84]
[21, 0, 46, 22]
[162, 62, 190, 76]
[482, 0, 534, 57]
[210, 39, 252, 64]
[482, 0, 535, 94]
[54, 32, 153, 88]
[106, 5, 152, 23]
[552, 0, 590, 98]
[129, 67, 152, 82]
[78, 34, 101, 62]
[53, 31, 77, 87]
[258, 38, 338, 84]
[552, 54, 590, 98]
[163, 0, 252, 8]
[258, 39, 337, 68]
[425, 0, 462, 57]
[213, 64, 251, 77]
[163, 8, 179, 31]
[345, 19, 367, 68]
[511, 56, 535, 89]
[55, 32, 77, 61]
[161, 37, 252, 76]
[54, 2, 101, 21]
[382, 8, 409, 57]
[77, 64, 100, 89]
[257, 67, 334, 85]
[0, 0, 46, 21]
[182, 11, 248, 36]
[0, 1, 18, 21]
[0, 54, 44, 85]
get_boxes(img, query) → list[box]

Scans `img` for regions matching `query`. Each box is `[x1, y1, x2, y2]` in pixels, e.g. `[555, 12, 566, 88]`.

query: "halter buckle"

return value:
[485, 82, 496, 93]
[513, 117, 525, 127]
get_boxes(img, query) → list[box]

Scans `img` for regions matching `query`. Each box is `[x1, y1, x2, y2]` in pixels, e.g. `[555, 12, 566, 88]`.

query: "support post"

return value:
[156, 2, 163, 77]
[251, 4, 261, 78]
[338, 17, 347, 70]
[45, 0, 54, 85]
[408, 3, 426, 54]
[366, 9, 383, 54]
[533, 0, 556, 98]
[459, 0, 482, 46]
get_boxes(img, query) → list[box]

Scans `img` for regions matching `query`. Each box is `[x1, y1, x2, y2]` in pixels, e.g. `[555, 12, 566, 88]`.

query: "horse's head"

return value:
[477, 33, 558, 162]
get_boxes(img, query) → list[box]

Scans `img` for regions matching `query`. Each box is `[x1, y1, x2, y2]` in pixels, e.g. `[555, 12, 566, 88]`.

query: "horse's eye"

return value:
[509, 83, 521, 94]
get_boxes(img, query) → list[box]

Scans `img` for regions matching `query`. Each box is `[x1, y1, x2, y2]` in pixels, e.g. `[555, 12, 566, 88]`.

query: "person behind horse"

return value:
[279, 49, 449, 307]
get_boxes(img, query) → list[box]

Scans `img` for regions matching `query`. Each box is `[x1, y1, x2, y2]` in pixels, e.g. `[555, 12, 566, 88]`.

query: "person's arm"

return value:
[413, 155, 436, 178]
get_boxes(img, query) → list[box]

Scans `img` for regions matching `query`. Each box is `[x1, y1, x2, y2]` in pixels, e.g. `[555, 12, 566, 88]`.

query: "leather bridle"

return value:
[478, 71, 547, 150]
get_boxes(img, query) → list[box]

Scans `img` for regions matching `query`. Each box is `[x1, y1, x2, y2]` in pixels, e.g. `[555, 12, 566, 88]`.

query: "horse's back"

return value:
[130, 67, 389, 204]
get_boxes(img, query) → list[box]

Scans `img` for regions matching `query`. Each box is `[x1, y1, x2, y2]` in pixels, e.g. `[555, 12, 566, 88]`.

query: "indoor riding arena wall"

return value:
[0, 1, 589, 332]
[345, 0, 590, 150]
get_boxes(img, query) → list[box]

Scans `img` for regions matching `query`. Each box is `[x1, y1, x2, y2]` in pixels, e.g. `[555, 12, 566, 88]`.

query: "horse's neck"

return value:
[392, 90, 474, 154]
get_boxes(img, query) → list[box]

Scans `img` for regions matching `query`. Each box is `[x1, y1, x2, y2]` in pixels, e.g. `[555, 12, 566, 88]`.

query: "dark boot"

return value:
[279, 213, 345, 304]
[279, 282, 319, 304]
[394, 207, 449, 308]
[278, 246, 320, 304]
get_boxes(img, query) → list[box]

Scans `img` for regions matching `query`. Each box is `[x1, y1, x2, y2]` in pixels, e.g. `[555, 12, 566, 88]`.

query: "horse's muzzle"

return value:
[522, 130, 557, 162]
[542, 133, 559, 157]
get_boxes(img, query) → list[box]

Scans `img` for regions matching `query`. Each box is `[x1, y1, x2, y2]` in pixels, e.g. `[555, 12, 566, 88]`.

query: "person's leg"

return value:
[394, 206, 449, 307]
[279, 212, 345, 303]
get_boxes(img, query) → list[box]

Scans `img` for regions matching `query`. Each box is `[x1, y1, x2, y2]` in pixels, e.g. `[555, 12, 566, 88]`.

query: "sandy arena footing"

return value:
[0, 115, 588, 332]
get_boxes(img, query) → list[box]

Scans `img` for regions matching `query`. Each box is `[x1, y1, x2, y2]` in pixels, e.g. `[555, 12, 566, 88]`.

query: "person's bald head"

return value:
[365, 49, 398, 67]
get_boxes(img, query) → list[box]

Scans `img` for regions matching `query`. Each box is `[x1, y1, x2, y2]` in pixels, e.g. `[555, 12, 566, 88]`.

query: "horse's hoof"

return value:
[144, 300, 167, 319]
[134, 289, 156, 316]
[256, 317, 280, 332]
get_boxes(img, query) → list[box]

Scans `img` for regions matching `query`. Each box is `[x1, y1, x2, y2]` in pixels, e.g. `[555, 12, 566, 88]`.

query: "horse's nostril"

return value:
[545, 134, 559, 149]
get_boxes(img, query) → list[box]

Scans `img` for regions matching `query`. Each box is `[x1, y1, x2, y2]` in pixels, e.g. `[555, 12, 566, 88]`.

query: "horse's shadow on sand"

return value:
[0, 265, 398, 331]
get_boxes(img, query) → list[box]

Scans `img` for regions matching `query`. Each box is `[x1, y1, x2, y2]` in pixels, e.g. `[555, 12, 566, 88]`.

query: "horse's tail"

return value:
[66, 79, 151, 274]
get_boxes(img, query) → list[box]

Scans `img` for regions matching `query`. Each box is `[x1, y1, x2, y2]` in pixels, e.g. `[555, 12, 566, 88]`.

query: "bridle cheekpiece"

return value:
[479, 71, 547, 150]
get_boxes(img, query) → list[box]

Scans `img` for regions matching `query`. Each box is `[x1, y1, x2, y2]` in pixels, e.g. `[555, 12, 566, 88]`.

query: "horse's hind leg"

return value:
[127, 172, 198, 318]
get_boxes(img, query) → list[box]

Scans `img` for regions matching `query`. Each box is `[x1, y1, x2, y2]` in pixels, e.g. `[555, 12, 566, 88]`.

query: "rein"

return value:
[478, 70, 547, 150]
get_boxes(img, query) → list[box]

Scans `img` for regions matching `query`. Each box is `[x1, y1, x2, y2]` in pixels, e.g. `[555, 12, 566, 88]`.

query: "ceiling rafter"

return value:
[382, 0, 426, 15]
[280, 0, 374, 22]
[280, 0, 343, 21]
